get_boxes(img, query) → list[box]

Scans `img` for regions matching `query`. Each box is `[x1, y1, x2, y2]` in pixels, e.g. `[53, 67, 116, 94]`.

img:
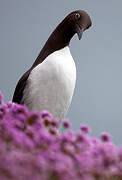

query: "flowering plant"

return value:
[0, 93, 122, 180]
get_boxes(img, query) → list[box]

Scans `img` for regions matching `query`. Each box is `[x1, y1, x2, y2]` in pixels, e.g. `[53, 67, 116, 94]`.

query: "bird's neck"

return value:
[31, 21, 75, 69]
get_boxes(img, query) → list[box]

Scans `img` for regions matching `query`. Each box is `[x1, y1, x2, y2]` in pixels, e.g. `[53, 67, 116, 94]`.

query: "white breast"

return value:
[22, 46, 76, 121]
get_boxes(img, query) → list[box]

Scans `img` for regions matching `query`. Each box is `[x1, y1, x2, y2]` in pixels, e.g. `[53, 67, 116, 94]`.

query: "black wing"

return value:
[12, 70, 31, 104]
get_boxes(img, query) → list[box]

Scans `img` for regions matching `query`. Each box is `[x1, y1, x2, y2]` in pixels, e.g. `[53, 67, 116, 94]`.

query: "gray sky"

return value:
[0, 0, 122, 144]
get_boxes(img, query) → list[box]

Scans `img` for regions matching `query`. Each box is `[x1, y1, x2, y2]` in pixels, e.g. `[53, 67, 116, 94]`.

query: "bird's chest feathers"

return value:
[26, 46, 76, 115]
[30, 46, 76, 91]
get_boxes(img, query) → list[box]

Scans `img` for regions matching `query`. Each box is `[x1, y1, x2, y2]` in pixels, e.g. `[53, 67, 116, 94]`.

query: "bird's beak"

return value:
[76, 26, 83, 40]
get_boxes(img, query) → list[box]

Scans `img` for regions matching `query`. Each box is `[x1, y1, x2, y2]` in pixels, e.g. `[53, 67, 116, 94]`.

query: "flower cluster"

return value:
[0, 93, 122, 180]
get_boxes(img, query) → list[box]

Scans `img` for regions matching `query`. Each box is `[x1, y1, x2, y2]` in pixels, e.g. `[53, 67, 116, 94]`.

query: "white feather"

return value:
[22, 46, 76, 120]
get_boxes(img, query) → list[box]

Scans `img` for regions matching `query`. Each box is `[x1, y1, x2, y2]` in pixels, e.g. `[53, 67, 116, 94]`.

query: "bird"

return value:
[12, 10, 92, 121]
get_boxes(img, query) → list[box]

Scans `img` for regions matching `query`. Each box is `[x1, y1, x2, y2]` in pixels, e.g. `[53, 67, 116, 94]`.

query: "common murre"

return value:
[13, 10, 92, 121]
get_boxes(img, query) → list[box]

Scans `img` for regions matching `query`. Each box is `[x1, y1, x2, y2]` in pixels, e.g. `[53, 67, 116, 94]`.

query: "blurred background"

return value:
[0, 0, 122, 144]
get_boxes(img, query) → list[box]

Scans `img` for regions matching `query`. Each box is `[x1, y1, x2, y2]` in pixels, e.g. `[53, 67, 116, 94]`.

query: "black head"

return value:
[55, 10, 92, 42]
[70, 10, 92, 39]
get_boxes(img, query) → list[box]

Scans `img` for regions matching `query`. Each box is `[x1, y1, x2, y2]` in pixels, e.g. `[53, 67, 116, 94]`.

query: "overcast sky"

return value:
[0, 0, 122, 144]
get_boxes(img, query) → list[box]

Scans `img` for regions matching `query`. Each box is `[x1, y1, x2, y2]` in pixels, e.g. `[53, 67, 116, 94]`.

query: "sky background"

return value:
[0, 0, 122, 144]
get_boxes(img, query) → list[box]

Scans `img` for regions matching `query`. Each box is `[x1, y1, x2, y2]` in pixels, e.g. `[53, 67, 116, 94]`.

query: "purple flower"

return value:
[49, 127, 58, 135]
[62, 119, 71, 128]
[40, 110, 53, 119]
[51, 119, 59, 128]
[0, 93, 3, 105]
[118, 146, 122, 161]
[100, 132, 112, 142]
[43, 116, 52, 127]
[80, 124, 91, 134]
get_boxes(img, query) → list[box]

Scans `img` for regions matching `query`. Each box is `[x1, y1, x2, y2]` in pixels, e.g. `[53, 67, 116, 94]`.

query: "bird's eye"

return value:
[75, 13, 80, 20]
